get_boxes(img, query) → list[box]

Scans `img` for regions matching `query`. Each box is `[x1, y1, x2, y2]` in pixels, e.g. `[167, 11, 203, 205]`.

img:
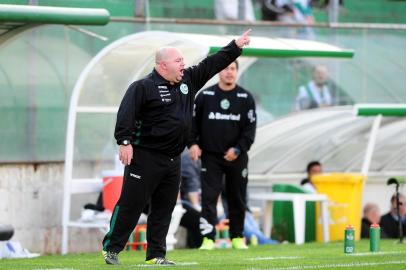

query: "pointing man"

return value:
[102, 30, 251, 265]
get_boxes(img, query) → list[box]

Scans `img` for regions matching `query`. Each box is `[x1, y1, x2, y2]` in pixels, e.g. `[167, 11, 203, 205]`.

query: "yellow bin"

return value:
[312, 173, 365, 241]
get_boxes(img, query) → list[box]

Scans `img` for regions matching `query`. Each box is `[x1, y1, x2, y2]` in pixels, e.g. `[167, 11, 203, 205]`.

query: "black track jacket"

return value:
[114, 41, 242, 156]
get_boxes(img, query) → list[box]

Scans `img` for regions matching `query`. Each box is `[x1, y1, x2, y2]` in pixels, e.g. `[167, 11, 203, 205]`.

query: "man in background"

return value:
[361, 203, 384, 238]
[380, 193, 406, 238]
[189, 60, 256, 250]
[295, 65, 332, 110]
[300, 161, 322, 193]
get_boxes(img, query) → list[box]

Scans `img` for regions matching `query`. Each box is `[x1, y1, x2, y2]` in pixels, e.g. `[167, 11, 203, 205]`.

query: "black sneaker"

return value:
[145, 257, 175, 265]
[102, 250, 120, 265]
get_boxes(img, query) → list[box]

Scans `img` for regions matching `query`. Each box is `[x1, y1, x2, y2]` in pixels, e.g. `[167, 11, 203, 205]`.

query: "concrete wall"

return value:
[0, 163, 103, 254]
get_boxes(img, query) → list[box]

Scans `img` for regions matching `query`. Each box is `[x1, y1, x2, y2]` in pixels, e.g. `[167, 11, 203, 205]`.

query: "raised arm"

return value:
[188, 29, 252, 94]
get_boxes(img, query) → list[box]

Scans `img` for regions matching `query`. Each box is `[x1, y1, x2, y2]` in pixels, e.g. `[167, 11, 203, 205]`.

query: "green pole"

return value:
[0, 4, 110, 25]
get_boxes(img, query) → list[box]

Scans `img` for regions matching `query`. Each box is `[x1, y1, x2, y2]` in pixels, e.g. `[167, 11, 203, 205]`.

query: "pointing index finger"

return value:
[242, 29, 252, 37]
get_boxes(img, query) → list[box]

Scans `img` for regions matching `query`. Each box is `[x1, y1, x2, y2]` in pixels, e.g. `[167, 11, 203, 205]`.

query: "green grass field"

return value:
[1, 240, 406, 270]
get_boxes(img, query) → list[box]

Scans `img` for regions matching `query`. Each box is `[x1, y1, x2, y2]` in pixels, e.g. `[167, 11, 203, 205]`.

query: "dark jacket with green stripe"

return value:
[114, 40, 242, 156]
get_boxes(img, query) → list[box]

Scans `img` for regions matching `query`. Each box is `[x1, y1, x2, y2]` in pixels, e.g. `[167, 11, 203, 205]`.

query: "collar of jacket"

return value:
[151, 69, 181, 87]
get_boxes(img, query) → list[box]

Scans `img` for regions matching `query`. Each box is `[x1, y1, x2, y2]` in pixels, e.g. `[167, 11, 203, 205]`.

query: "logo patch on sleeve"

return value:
[248, 109, 256, 123]
[242, 168, 248, 178]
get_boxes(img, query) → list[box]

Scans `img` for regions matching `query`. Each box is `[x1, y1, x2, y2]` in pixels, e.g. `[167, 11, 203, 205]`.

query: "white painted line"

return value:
[246, 256, 303, 261]
[32, 269, 76, 270]
[133, 262, 198, 267]
[348, 251, 406, 256]
[174, 262, 198, 266]
[247, 260, 406, 270]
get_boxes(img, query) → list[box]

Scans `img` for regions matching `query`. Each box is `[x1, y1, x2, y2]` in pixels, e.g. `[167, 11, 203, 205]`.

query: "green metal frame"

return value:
[209, 46, 354, 58]
[355, 105, 406, 116]
[0, 4, 110, 25]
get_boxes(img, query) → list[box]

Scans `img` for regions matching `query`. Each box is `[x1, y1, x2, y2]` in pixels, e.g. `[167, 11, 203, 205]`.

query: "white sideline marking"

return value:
[134, 262, 198, 267]
[246, 256, 303, 261]
[247, 260, 406, 270]
[348, 251, 406, 256]
[170, 262, 198, 266]
[33, 269, 76, 270]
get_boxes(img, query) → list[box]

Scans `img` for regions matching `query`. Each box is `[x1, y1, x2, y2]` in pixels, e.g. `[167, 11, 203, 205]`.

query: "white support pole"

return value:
[61, 101, 76, 254]
[238, 0, 246, 20]
[329, 0, 339, 23]
[145, 0, 150, 30]
[61, 68, 82, 255]
[361, 114, 382, 176]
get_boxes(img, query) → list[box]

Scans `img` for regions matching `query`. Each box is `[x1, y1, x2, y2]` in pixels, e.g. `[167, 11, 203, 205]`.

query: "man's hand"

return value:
[119, 145, 133, 165]
[235, 29, 251, 48]
[224, 147, 238, 162]
[189, 144, 202, 161]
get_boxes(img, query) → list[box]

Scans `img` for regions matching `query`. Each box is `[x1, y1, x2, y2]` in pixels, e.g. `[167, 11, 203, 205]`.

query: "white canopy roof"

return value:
[250, 106, 406, 179]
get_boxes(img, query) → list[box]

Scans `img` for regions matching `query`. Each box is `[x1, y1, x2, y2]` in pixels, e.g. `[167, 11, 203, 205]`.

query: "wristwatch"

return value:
[121, 139, 131, 146]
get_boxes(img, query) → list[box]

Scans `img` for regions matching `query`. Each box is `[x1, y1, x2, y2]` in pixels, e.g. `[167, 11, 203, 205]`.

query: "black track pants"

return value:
[102, 147, 180, 260]
[200, 152, 248, 240]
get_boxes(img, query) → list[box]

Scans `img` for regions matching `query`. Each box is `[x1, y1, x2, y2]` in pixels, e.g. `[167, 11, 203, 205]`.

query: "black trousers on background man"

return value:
[200, 152, 248, 240]
[102, 147, 180, 260]
[179, 201, 203, 248]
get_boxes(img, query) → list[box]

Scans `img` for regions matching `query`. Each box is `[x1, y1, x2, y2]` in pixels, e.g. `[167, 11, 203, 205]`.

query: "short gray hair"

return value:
[155, 47, 176, 64]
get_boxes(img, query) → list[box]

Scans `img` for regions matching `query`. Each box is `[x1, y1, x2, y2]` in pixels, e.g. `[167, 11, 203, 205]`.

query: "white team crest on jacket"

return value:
[180, 83, 189, 94]
[220, 99, 230, 110]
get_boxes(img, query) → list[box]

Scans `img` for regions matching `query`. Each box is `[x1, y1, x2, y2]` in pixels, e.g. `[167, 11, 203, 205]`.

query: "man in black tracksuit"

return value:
[102, 30, 251, 265]
[189, 60, 256, 250]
